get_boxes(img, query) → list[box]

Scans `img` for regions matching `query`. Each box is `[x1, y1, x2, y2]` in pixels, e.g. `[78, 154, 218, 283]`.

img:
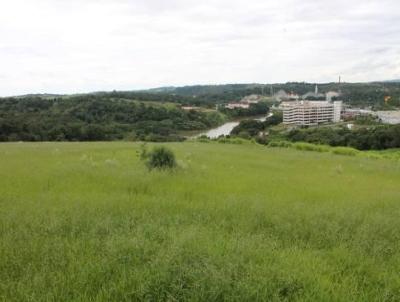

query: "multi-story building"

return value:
[282, 101, 342, 126]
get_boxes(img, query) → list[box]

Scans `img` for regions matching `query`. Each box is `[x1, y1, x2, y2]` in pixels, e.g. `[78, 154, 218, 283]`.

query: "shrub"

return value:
[255, 136, 268, 145]
[196, 135, 210, 143]
[196, 138, 210, 143]
[143, 146, 177, 170]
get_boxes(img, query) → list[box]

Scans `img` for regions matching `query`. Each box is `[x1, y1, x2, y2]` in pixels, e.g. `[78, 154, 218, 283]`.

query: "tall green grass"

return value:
[1, 142, 400, 301]
[268, 140, 400, 160]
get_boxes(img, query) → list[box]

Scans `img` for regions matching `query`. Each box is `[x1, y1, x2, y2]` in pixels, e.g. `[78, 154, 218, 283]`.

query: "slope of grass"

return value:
[1, 142, 400, 301]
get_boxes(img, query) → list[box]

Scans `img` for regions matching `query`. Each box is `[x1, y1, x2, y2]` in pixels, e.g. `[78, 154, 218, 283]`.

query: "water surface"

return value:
[196, 113, 273, 138]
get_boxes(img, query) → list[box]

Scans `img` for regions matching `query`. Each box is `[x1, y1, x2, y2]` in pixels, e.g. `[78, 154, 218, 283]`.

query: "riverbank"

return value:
[184, 113, 273, 139]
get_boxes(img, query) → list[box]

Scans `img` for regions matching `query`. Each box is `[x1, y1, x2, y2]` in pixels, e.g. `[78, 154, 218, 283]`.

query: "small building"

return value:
[375, 111, 400, 124]
[181, 106, 201, 111]
[341, 108, 373, 120]
[225, 103, 250, 109]
[240, 94, 261, 104]
[282, 100, 342, 126]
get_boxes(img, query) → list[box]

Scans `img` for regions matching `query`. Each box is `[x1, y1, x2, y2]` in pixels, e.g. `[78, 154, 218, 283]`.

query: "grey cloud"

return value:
[0, 0, 400, 96]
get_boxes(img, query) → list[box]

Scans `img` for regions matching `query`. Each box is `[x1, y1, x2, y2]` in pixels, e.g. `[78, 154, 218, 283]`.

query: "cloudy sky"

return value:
[0, 0, 399, 96]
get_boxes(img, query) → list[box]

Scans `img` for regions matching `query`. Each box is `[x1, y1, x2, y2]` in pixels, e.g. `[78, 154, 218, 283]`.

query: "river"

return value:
[195, 113, 273, 139]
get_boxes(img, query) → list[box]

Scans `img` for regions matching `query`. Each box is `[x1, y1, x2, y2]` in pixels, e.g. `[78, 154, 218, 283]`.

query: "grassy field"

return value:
[1, 142, 400, 301]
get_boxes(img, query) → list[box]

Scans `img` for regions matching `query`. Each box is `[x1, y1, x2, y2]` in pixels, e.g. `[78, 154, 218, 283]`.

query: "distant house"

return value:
[240, 94, 261, 104]
[225, 103, 250, 109]
[181, 106, 201, 111]
[375, 111, 400, 124]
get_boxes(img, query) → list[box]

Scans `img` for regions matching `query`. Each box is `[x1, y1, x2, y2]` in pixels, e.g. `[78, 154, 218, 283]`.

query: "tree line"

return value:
[0, 95, 225, 142]
[285, 126, 400, 150]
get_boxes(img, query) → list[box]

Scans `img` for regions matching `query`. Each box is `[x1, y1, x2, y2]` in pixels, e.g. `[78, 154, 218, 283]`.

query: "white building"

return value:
[375, 111, 400, 124]
[240, 94, 261, 104]
[282, 101, 342, 126]
[225, 103, 250, 109]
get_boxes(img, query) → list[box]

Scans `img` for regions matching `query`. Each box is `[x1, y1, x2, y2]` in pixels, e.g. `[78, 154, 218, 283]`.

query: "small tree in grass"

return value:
[140, 145, 177, 170]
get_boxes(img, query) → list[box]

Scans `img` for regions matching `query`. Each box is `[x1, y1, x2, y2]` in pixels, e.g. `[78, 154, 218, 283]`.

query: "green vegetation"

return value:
[231, 112, 282, 137]
[228, 112, 282, 143]
[220, 102, 270, 118]
[3, 81, 400, 143]
[351, 114, 381, 125]
[286, 125, 400, 150]
[141, 145, 177, 170]
[146, 82, 400, 109]
[267, 141, 361, 157]
[1, 142, 400, 301]
[231, 120, 265, 138]
[0, 96, 226, 142]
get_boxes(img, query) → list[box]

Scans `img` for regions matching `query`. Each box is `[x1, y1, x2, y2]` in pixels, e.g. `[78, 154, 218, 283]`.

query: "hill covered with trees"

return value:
[0, 95, 226, 142]
[143, 82, 400, 108]
[2, 81, 400, 142]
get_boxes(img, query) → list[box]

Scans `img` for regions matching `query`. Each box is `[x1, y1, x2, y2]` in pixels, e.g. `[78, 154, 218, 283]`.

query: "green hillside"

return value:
[1, 142, 400, 301]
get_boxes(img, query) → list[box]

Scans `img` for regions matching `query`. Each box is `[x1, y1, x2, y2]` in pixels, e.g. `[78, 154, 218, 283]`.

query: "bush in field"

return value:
[144, 146, 177, 170]
[196, 135, 211, 143]
[255, 135, 268, 145]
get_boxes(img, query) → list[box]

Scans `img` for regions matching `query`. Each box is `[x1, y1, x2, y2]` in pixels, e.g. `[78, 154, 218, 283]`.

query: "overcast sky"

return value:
[0, 0, 399, 96]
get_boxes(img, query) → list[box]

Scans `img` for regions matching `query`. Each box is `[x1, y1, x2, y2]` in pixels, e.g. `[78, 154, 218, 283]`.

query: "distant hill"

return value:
[3, 81, 400, 109]
[142, 84, 265, 96]
[144, 86, 177, 93]
[14, 93, 65, 99]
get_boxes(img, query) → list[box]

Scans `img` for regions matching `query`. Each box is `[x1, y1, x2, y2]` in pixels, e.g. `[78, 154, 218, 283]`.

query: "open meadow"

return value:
[1, 142, 400, 301]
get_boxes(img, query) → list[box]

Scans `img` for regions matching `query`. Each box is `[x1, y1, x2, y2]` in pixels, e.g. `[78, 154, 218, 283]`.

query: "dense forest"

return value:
[0, 95, 226, 142]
